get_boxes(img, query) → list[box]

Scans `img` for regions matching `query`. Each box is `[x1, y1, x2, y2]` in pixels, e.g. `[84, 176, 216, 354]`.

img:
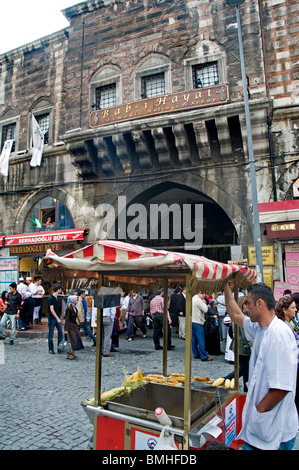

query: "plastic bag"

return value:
[155, 426, 177, 450]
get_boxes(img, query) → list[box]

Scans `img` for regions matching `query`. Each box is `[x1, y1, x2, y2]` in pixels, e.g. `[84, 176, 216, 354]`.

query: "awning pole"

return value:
[163, 278, 168, 377]
[233, 283, 240, 390]
[93, 274, 103, 450]
[183, 274, 192, 450]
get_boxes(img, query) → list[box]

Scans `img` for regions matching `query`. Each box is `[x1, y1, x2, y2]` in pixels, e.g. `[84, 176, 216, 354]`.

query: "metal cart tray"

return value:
[104, 382, 229, 429]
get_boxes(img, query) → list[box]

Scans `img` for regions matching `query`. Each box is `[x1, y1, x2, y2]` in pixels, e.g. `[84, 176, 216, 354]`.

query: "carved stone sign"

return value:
[89, 84, 229, 128]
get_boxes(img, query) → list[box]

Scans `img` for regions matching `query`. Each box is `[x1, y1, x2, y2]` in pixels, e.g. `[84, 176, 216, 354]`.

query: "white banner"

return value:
[30, 115, 44, 167]
[0, 139, 13, 176]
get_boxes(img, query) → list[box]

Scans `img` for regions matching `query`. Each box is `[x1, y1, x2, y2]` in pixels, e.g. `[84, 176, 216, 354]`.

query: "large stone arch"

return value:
[106, 172, 252, 247]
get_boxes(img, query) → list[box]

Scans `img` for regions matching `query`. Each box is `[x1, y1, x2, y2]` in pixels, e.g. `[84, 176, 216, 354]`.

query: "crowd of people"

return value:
[0, 276, 45, 344]
[1, 276, 299, 449]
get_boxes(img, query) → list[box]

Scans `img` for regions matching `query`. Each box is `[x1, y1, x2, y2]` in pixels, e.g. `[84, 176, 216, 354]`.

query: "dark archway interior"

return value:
[117, 182, 238, 263]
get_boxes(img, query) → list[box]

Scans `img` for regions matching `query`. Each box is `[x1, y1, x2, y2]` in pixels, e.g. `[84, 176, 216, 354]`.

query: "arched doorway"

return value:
[118, 182, 238, 263]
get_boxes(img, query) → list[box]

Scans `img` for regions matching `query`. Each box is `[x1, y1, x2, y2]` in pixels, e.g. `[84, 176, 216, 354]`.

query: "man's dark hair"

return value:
[9, 282, 17, 289]
[53, 283, 61, 292]
[247, 283, 276, 311]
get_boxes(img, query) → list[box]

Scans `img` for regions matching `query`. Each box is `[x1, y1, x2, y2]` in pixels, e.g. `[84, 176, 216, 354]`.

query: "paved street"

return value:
[0, 326, 235, 451]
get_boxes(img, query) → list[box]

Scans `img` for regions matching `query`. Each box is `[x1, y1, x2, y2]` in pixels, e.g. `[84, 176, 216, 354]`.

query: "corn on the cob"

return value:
[212, 377, 225, 387]
[136, 367, 143, 382]
[100, 386, 125, 402]
[192, 376, 212, 382]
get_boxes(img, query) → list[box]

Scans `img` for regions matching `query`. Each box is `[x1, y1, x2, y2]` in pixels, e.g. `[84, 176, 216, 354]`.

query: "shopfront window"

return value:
[23, 198, 74, 233]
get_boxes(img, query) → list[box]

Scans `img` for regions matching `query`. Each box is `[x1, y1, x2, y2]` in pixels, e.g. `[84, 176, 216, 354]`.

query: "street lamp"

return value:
[227, 0, 263, 282]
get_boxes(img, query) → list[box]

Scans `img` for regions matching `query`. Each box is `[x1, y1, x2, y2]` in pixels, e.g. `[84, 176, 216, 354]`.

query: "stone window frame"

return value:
[134, 53, 172, 100]
[184, 41, 227, 91]
[30, 99, 54, 147]
[0, 109, 20, 154]
[90, 65, 122, 110]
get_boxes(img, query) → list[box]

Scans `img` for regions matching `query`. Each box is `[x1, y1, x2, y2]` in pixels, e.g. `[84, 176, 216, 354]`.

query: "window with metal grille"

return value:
[36, 113, 49, 144]
[192, 62, 219, 88]
[141, 72, 165, 99]
[2, 123, 16, 152]
[95, 83, 116, 109]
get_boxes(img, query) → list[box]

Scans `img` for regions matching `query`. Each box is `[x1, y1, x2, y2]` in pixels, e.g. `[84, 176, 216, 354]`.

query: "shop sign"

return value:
[9, 241, 78, 256]
[266, 221, 299, 239]
[0, 257, 18, 271]
[89, 84, 229, 128]
[227, 259, 248, 266]
[4, 229, 86, 246]
[248, 245, 274, 266]
[263, 268, 273, 290]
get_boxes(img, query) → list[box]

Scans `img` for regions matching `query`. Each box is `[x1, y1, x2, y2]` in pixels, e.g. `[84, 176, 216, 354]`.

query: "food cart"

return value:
[43, 240, 256, 450]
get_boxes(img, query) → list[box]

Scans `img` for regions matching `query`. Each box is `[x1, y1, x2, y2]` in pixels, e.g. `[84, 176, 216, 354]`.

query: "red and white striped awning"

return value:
[43, 240, 257, 292]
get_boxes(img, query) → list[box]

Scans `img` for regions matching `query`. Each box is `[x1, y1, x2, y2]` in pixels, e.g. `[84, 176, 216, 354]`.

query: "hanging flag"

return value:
[30, 115, 44, 167]
[32, 217, 43, 229]
[0, 139, 13, 176]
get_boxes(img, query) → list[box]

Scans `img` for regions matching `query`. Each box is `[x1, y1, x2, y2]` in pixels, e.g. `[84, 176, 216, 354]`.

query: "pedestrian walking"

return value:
[178, 287, 186, 339]
[192, 292, 213, 361]
[64, 296, 84, 359]
[205, 299, 221, 355]
[30, 276, 45, 324]
[19, 291, 35, 330]
[48, 284, 63, 355]
[77, 290, 96, 347]
[150, 290, 174, 351]
[0, 283, 22, 344]
[126, 290, 147, 341]
[102, 306, 116, 357]
[224, 282, 298, 450]
[275, 295, 299, 416]
[169, 287, 182, 335]
[0, 291, 8, 320]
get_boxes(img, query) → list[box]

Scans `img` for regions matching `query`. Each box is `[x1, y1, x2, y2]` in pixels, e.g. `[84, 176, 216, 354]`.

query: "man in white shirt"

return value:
[192, 293, 213, 361]
[30, 276, 45, 324]
[17, 277, 29, 297]
[224, 282, 298, 450]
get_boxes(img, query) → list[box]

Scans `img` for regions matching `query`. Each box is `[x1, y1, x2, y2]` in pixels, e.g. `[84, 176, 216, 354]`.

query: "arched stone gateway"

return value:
[96, 176, 250, 264]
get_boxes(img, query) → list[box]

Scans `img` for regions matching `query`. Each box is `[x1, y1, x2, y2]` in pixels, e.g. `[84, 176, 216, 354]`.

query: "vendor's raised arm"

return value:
[224, 283, 245, 328]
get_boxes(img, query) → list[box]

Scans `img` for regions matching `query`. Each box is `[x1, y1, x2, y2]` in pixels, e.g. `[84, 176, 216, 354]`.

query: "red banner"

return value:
[3, 229, 86, 246]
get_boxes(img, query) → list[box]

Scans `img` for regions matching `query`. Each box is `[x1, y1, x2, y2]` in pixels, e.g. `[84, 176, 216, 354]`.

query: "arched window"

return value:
[134, 53, 172, 100]
[90, 64, 122, 111]
[184, 41, 227, 91]
[23, 197, 74, 233]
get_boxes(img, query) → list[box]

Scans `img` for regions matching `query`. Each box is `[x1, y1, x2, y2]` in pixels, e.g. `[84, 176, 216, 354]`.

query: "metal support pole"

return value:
[183, 275, 192, 450]
[235, 4, 263, 282]
[93, 274, 103, 450]
[163, 278, 168, 377]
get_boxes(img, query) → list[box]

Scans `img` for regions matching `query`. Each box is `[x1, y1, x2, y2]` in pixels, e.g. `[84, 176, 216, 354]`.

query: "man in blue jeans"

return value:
[191, 292, 213, 361]
[48, 283, 63, 354]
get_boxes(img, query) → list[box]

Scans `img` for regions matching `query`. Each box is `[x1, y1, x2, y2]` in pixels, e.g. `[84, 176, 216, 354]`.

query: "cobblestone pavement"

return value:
[0, 326, 236, 450]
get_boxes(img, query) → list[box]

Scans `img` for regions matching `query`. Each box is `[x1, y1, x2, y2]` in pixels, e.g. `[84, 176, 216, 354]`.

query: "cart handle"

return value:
[86, 405, 186, 437]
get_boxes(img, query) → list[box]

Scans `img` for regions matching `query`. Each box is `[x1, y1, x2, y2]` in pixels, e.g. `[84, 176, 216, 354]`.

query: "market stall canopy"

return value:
[43, 240, 257, 293]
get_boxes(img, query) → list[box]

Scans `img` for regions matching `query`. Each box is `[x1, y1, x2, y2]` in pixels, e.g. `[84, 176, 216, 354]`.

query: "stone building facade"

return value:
[0, 0, 298, 290]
